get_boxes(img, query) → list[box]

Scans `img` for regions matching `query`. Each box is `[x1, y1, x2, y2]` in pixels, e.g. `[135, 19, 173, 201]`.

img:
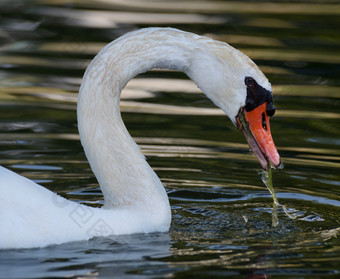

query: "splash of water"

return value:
[261, 166, 297, 227]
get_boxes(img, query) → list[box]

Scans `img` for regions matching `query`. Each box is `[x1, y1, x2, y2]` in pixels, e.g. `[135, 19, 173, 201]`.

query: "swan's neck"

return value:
[77, 28, 265, 212]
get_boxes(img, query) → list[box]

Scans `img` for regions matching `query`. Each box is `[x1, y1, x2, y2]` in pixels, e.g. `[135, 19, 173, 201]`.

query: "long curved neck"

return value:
[77, 28, 258, 210]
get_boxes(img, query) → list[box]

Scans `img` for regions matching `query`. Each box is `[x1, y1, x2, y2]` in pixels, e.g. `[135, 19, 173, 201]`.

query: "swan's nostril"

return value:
[262, 113, 267, 130]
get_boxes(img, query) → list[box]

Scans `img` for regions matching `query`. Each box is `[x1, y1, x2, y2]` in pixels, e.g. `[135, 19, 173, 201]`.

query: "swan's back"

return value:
[0, 166, 168, 249]
[0, 166, 81, 248]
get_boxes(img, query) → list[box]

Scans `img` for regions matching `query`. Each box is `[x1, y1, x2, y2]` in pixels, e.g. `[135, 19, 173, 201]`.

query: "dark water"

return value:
[1, 0, 340, 278]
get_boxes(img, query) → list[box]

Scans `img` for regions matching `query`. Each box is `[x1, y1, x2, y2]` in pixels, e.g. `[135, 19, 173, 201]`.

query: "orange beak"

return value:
[237, 102, 281, 170]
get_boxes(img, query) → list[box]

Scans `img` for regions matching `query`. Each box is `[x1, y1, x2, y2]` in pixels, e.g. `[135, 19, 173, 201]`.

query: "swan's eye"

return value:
[262, 113, 267, 130]
[245, 77, 255, 88]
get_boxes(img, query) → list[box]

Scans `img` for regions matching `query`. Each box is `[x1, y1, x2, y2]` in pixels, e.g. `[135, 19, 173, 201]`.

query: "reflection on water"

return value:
[1, 0, 340, 278]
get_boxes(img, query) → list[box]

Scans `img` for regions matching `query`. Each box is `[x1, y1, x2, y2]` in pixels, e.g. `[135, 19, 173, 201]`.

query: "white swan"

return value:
[0, 28, 280, 249]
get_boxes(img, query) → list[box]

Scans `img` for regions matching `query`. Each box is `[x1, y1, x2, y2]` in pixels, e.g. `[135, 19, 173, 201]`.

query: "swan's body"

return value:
[0, 28, 280, 249]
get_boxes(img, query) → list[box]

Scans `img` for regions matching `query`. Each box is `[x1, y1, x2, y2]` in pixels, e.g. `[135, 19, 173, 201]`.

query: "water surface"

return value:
[0, 0, 340, 278]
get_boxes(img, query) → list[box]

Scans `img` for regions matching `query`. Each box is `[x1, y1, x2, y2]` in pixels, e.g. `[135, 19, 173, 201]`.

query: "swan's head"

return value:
[188, 41, 281, 170]
[235, 76, 281, 171]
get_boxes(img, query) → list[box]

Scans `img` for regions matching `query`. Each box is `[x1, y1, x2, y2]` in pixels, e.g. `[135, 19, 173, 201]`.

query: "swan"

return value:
[0, 28, 281, 249]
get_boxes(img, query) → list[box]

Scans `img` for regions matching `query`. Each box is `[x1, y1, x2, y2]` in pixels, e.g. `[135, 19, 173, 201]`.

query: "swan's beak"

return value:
[236, 102, 281, 170]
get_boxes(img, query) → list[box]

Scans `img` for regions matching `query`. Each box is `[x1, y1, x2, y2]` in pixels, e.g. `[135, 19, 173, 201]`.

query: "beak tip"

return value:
[267, 159, 283, 170]
[267, 150, 281, 170]
[277, 160, 284, 170]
